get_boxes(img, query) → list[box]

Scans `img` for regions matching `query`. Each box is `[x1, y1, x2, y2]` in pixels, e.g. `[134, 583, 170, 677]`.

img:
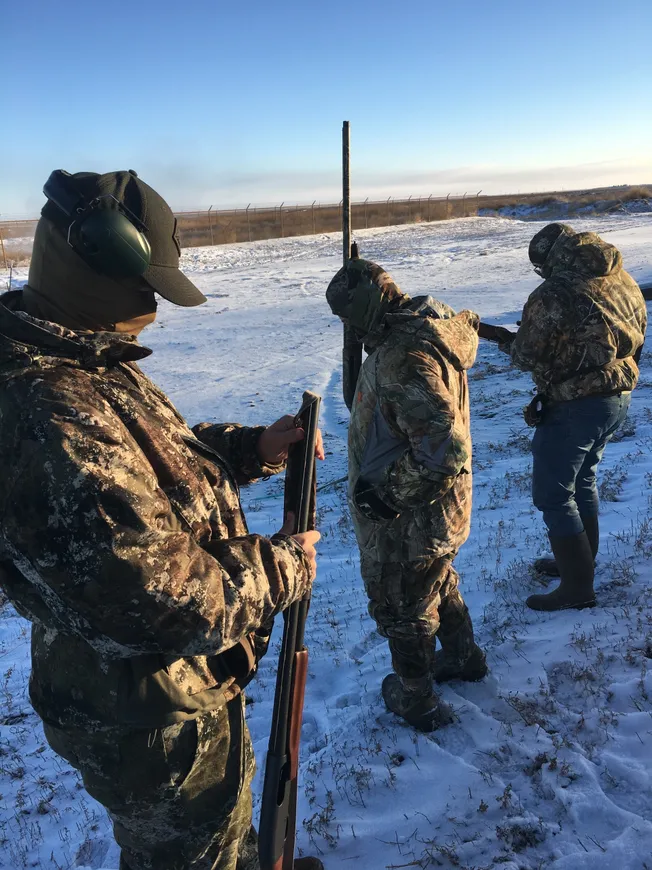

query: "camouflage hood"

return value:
[326, 259, 409, 344]
[511, 233, 647, 401]
[384, 297, 479, 371]
[546, 231, 623, 280]
[0, 290, 151, 377]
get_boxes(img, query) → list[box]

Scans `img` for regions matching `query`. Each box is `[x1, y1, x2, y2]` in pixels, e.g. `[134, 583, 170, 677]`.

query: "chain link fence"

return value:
[0, 193, 483, 267]
[1, 184, 646, 267]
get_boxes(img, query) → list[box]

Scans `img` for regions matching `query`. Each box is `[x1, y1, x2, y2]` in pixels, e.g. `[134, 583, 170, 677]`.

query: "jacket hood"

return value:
[0, 290, 152, 375]
[326, 259, 408, 339]
[546, 231, 623, 278]
[384, 295, 479, 371]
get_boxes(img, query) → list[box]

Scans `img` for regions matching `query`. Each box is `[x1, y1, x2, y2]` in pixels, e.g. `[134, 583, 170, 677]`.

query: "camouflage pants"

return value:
[43, 695, 259, 870]
[360, 553, 468, 680]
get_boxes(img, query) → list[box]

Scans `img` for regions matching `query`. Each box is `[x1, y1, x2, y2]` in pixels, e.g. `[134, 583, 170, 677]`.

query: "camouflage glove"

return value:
[523, 394, 547, 427]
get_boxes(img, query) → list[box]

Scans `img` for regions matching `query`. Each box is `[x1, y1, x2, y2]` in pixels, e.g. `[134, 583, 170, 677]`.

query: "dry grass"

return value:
[1, 247, 32, 266]
[619, 185, 652, 202]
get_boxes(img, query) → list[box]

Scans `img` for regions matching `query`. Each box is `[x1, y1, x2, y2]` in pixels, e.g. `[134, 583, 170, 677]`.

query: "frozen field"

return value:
[1, 212, 652, 869]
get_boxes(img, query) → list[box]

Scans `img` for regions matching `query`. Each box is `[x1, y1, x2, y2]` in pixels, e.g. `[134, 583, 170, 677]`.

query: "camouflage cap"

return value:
[326, 259, 408, 336]
[528, 223, 576, 268]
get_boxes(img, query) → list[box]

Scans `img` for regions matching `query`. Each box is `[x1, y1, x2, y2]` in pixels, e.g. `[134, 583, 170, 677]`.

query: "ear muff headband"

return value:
[43, 170, 152, 279]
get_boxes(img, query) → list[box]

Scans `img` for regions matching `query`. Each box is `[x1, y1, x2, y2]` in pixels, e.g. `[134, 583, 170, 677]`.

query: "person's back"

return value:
[512, 228, 646, 402]
[348, 294, 478, 563]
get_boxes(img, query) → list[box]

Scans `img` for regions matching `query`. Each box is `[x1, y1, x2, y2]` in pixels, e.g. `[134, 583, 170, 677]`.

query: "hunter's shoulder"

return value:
[522, 279, 572, 317]
[606, 268, 647, 302]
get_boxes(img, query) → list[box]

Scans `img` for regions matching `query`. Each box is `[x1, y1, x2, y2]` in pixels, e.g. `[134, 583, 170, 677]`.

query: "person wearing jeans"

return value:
[501, 223, 646, 611]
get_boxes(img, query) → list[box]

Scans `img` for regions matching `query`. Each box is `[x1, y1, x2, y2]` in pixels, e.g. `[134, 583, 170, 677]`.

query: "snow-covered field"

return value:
[1, 213, 652, 870]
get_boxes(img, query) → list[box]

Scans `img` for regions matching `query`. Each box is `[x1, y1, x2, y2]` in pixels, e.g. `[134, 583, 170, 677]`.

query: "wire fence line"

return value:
[1, 184, 646, 267]
[0, 192, 483, 261]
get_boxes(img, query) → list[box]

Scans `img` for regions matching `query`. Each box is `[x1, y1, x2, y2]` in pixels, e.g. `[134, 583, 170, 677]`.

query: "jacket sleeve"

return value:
[192, 422, 284, 485]
[3, 391, 310, 659]
[510, 286, 565, 374]
[369, 350, 470, 513]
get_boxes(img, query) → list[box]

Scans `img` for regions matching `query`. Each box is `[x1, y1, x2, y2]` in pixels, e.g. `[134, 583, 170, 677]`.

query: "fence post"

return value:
[476, 189, 482, 215]
[386, 196, 391, 226]
[280, 202, 284, 237]
[408, 195, 412, 223]
[0, 227, 7, 270]
[246, 204, 251, 242]
[311, 200, 316, 235]
[364, 197, 368, 229]
[208, 205, 215, 246]
[462, 192, 467, 217]
[428, 194, 432, 222]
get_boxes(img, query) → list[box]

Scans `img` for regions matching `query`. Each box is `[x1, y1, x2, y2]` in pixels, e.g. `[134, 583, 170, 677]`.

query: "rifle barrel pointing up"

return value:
[342, 120, 351, 267]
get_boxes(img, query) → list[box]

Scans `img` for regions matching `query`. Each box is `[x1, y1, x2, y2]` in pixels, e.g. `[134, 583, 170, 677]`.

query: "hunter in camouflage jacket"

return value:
[327, 260, 480, 563]
[511, 230, 647, 401]
[0, 290, 312, 731]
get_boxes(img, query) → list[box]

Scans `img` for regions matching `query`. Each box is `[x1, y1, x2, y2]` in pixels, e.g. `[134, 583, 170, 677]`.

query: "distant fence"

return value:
[1, 184, 646, 266]
[0, 193, 481, 263]
[174, 193, 483, 247]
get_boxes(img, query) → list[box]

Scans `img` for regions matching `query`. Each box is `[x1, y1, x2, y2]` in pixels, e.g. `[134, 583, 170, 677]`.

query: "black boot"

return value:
[433, 604, 488, 683]
[533, 514, 600, 577]
[583, 513, 599, 561]
[381, 673, 454, 732]
[527, 531, 596, 611]
[295, 859, 325, 869]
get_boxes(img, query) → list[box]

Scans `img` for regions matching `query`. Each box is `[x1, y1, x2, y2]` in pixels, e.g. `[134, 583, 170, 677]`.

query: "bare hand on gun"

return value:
[257, 415, 325, 466]
[279, 512, 320, 579]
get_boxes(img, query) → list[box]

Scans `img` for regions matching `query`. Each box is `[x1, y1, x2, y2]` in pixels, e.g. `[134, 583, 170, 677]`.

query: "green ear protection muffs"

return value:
[43, 170, 152, 279]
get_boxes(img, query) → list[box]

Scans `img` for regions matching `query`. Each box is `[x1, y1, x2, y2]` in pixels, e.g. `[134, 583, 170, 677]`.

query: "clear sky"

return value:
[2, 0, 651, 216]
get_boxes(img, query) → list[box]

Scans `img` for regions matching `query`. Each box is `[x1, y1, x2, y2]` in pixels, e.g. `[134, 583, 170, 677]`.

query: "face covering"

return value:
[21, 217, 157, 334]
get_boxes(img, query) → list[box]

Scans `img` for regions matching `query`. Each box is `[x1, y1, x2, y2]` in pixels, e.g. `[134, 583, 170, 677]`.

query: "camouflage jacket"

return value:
[0, 291, 311, 729]
[511, 232, 647, 402]
[348, 297, 479, 563]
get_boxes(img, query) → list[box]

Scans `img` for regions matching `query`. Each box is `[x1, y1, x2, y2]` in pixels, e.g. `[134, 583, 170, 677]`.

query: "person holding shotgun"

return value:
[0, 169, 324, 870]
[326, 258, 487, 732]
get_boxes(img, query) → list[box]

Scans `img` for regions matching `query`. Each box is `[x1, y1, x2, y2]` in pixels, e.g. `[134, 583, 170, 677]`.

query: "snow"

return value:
[1, 213, 652, 870]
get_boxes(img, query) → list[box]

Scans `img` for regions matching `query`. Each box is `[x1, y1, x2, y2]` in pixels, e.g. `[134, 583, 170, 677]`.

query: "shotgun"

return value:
[341, 120, 362, 412]
[478, 321, 517, 345]
[259, 390, 321, 870]
[342, 240, 362, 411]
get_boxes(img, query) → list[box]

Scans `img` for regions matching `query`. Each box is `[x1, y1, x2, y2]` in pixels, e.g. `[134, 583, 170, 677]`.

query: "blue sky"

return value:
[2, 0, 651, 216]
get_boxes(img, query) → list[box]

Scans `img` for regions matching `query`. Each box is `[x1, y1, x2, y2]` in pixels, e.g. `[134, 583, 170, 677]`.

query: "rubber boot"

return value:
[381, 673, 454, 732]
[526, 531, 596, 611]
[433, 604, 488, 684]
[583, 513, 599, 561]
[533, 514, 599, 577]
[295, 859, 325, 869]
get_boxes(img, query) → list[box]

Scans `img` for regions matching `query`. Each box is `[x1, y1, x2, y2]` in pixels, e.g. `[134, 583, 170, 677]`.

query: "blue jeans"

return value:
[531, 392, 631, 537]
